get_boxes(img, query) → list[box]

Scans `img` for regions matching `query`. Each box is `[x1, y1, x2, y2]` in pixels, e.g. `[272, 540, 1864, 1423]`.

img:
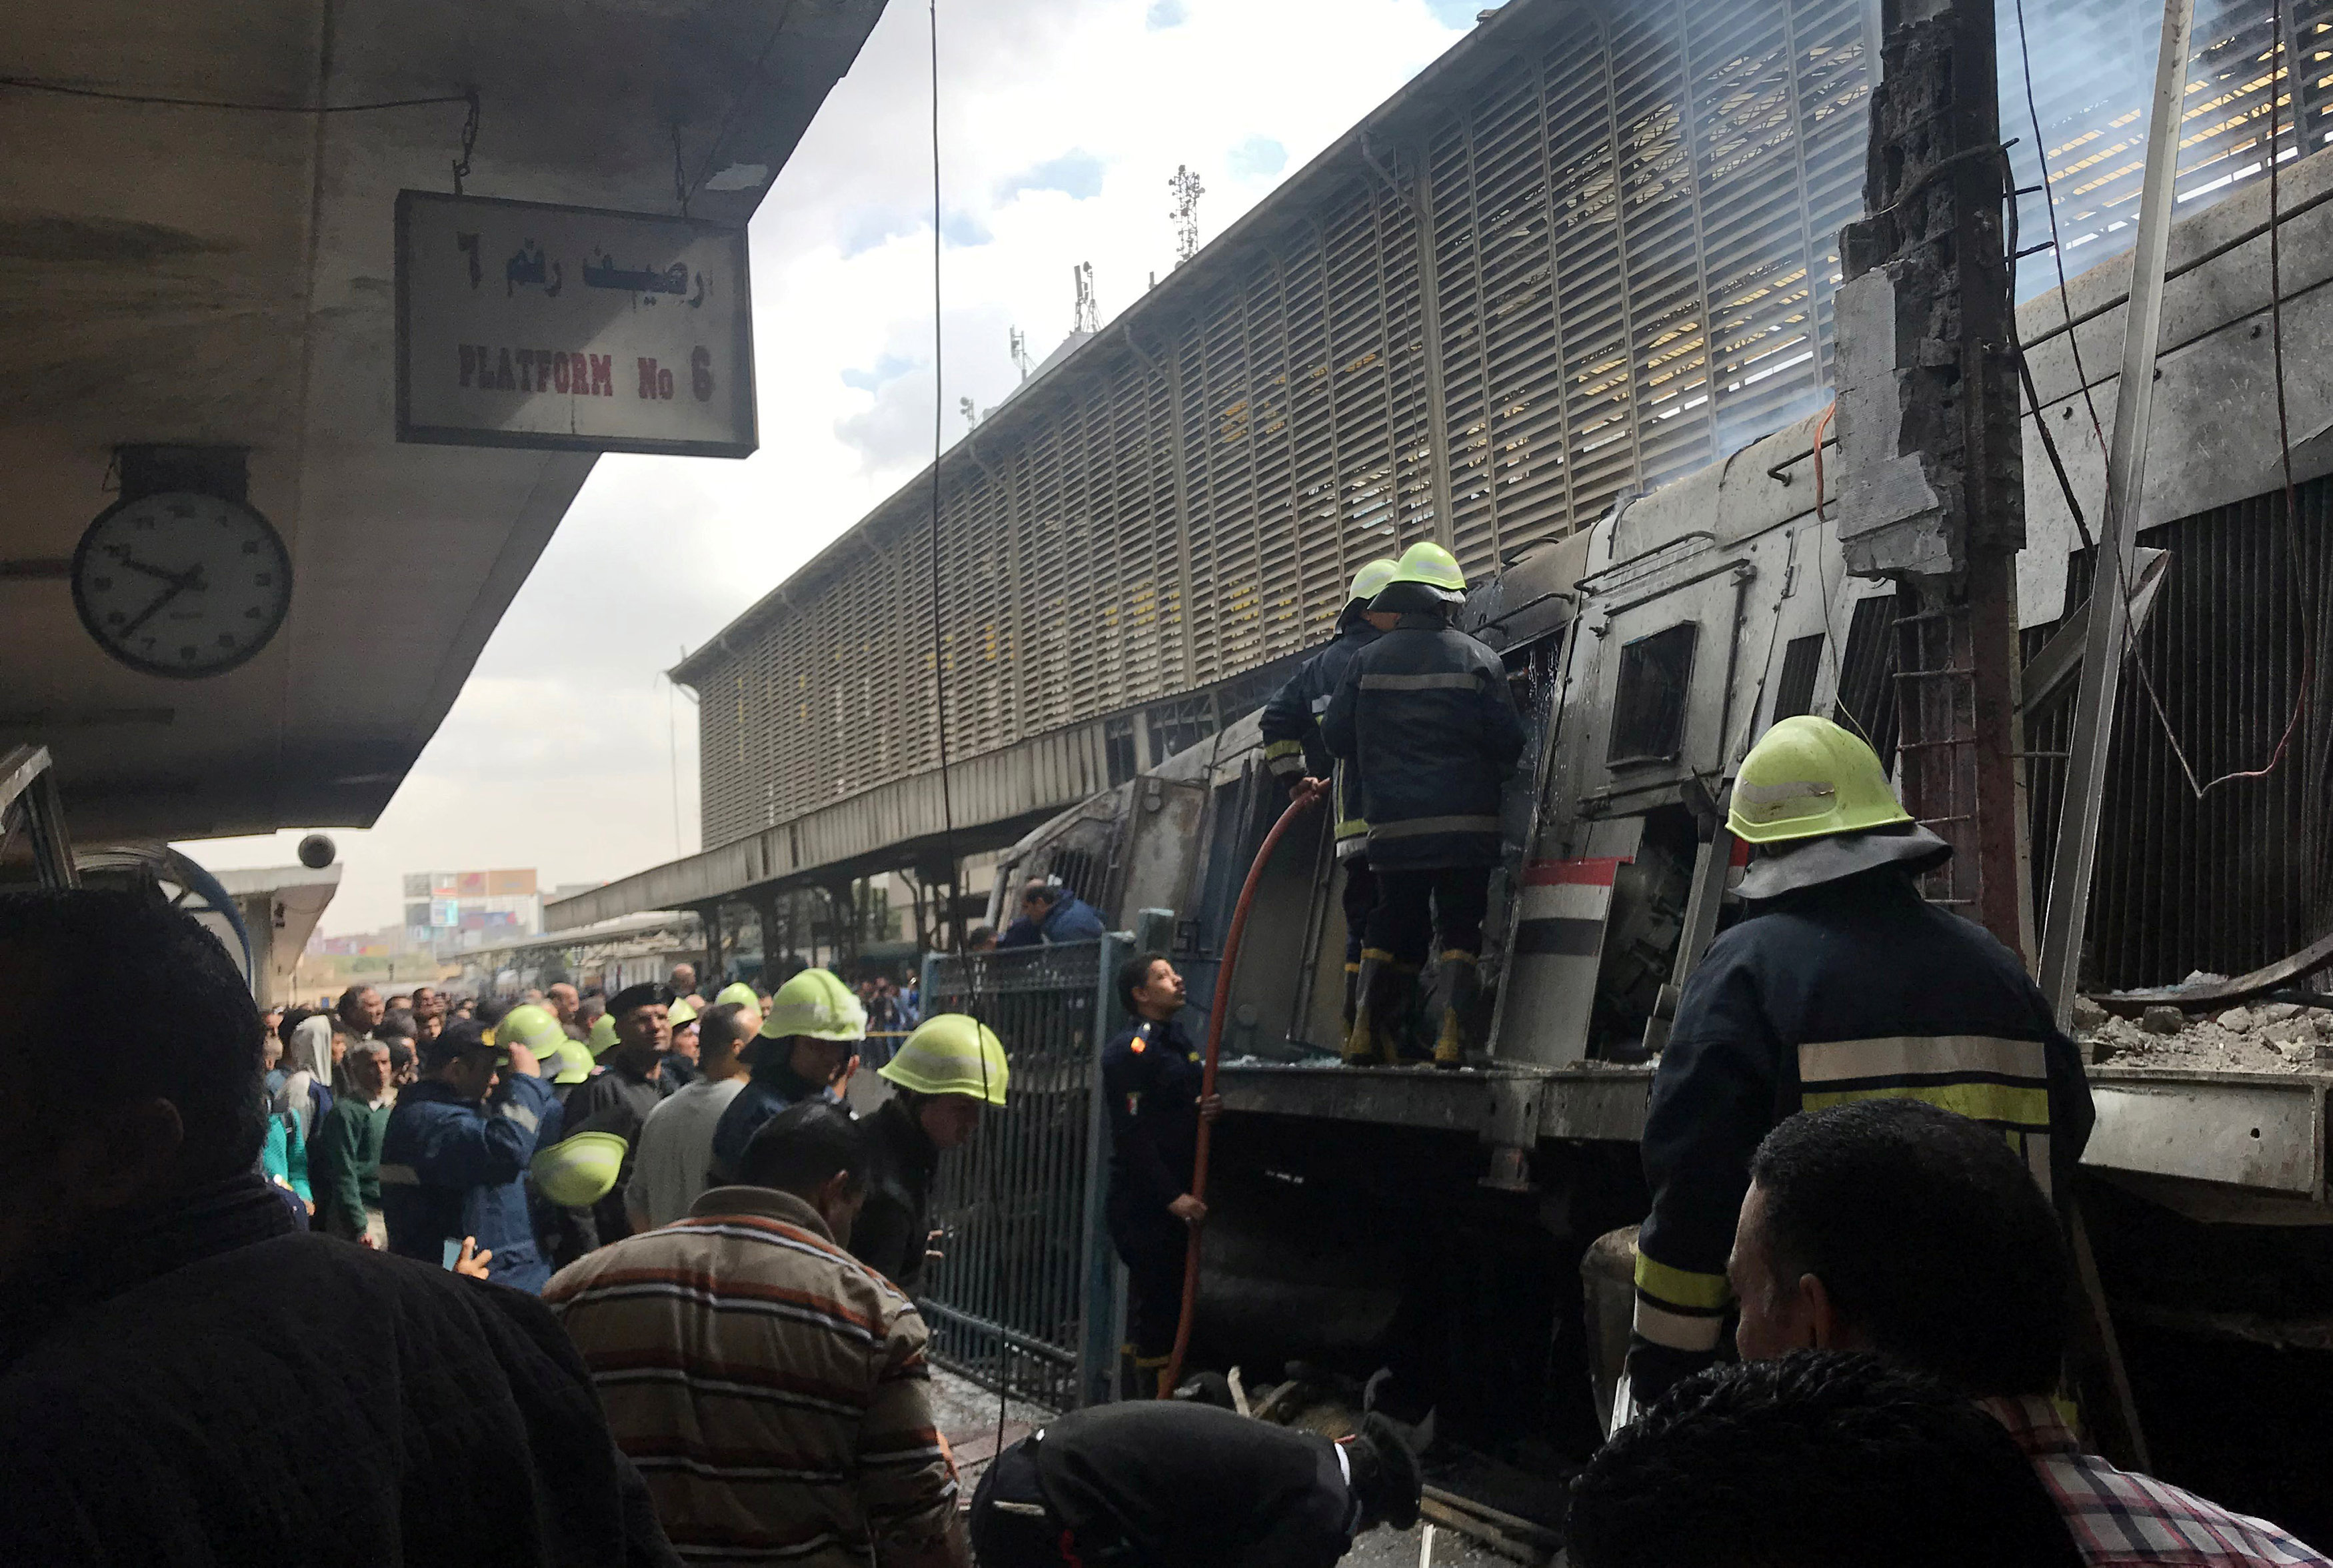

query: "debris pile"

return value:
[2075, 996, 2333, 1074]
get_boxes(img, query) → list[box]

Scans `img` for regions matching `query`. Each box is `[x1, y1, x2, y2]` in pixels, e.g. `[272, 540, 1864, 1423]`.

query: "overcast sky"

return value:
[185, 0, 1484, 936]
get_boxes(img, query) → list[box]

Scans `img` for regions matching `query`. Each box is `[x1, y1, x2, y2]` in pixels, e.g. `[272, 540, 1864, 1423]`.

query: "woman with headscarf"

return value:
[275, 1013, 337, 1150]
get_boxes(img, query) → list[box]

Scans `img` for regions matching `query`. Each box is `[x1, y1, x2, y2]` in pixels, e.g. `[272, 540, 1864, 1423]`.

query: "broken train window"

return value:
[1607, 622, 1698, 766]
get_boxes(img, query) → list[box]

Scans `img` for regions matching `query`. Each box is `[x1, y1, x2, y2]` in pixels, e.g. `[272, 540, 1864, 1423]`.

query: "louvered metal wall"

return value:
[2008, 0, 2333, 303]
[693, 0, 2330, 854]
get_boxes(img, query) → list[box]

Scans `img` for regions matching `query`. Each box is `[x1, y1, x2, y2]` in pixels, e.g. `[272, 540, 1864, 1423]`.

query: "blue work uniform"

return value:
[379, 1073, 558, 1293]
[997, 892, 1107, 950]
[1101, 1015, 1204, 1384]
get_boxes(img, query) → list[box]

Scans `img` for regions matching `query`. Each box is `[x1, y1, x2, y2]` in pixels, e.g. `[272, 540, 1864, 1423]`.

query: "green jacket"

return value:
[313, 1096, 391, 1240]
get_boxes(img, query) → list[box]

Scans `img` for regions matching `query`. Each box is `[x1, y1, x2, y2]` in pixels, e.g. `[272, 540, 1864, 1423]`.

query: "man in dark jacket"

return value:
[553, 980, 677, 1257]
[968, 1401, 1422, 1568]
[1101, 952, 1214, 1397]
[849, 1012, 1009, 1293]
[996, 878, 1107, 948]
[381, 1017, 559, 1292]
[1260, 557, 1398, 1054]
[1624, 716, 2094, 1413]
[0, 888, 675, 1567]
[1321, 540, 1526, 1068]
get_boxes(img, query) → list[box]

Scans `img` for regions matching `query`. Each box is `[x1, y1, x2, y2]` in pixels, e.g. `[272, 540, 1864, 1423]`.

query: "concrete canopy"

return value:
[0, 0, 885, 841]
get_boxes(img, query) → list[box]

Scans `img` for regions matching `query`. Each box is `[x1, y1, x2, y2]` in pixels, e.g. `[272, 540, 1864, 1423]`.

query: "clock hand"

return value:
[117, 556, 197, 586]
[117, 578, 191, 640]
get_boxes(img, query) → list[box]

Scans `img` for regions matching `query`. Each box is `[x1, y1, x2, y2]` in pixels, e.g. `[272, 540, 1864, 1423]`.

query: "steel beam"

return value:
[2037, 0, 2196, 1023]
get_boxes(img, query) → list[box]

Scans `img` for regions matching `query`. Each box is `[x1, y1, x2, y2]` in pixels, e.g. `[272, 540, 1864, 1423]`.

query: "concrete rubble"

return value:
[2079, 996, 2333, 1074]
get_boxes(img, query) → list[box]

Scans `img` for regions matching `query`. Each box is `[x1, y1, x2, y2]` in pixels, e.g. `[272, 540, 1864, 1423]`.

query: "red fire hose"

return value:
[1159, 776, 1326, 1397]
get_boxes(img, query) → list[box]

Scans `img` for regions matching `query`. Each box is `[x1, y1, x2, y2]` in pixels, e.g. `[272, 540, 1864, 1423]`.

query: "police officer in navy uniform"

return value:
[1101, 951, 1218, 1399]
[1258, 558, 1401, 1057]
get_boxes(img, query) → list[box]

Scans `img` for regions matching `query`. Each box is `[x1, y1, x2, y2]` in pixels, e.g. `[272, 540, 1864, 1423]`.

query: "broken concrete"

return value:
[2082, 1006, 2333, 1074]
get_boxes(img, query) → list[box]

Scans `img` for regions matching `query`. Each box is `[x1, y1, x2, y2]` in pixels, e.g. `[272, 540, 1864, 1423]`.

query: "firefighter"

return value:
[1259, 557, 1400, 1058]
[1101, 951, 1218, 1398]
[1320, 540, 1525, 1068]
[1624, 715, 2094, 1412]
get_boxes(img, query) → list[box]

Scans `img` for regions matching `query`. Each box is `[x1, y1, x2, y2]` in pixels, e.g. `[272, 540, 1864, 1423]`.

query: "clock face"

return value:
[71, 491, 293, 678]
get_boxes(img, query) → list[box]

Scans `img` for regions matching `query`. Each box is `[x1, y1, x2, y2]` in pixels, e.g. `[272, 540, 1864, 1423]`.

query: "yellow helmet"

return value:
[668, 996, 699, 1029]
[548, 1038, 596, 1085]
[587, 1012, 621, 1058]
[496, 1004, 567, 1056]
[715, 982, 759, 1010]
[1383, 540, 1467, 602]
[529, 1131, 629, 1207]
[877, 1014, 1010, 1106]
[1728, 716, 1910, 844]
[1347, 558, 1400, 604]
[760, 967, 867, 1042]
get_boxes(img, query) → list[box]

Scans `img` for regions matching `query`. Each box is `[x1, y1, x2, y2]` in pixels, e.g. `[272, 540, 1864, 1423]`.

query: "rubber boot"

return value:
[1432, 950, 1480, 1070]
[1344, 950, 1395, 1065]
[1341, 961, 1361, 1037]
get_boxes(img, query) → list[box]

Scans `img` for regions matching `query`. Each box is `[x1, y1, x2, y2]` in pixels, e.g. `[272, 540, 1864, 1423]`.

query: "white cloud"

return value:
[182, 0, 1472, 934]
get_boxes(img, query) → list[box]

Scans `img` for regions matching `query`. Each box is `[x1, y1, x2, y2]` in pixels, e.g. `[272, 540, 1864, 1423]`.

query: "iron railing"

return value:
[916, 935, 1127, 1410]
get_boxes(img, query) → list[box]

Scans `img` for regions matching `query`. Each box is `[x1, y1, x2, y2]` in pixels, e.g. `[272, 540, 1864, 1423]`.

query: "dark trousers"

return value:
[1339, 855, 1378, 964]
[1366, 865, 1492, 966]
[1109, 1197, 1189, 1363]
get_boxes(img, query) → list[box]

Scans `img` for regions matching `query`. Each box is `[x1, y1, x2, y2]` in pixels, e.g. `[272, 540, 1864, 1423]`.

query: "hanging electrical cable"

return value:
[914, 0, 1017, 1453]
[0, 76, 471, 113]
[2010, 0, 2312, 799]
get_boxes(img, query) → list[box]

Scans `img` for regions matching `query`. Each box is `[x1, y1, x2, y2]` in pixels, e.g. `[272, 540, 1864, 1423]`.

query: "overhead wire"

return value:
[0, 76, 471, 113]
[2009, 0, 2312, 799]
[915, 0, 1015, 1458]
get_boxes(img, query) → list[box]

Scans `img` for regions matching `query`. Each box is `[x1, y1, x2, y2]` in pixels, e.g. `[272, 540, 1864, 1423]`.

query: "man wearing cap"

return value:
[1624, 715, 2094, 1411]
[380, 1018, 559, 1293]
[553, 982, 677, 1257]
[967, 1399, 1423, 1568]
[849, 1014, 1009, 1293]
[1260, 558, 1400, 1048]
[708, 967, 866, 1185]
[1322, 540, 1526, 1068]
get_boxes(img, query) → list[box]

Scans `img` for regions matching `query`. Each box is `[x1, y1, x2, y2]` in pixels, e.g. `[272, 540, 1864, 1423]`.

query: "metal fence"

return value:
[915, 936, 1126, 1411]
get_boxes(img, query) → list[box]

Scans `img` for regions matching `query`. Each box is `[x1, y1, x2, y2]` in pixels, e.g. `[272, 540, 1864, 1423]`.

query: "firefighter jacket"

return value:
[1318, 614, 1526, 871]
[1628, 869, 2094, 1407]
[1101, 1016, 1203, 1227]
[1258, 619, 1379, 859]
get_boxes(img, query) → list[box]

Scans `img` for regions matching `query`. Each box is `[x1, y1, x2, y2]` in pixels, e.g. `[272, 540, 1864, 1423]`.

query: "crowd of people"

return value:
[3, 880, 2326, 1566]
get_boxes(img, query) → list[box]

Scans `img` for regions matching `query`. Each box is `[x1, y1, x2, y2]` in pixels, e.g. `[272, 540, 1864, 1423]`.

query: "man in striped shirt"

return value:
[546, 1102, 967, 1568]
[1727, 1100, 2328, 1565]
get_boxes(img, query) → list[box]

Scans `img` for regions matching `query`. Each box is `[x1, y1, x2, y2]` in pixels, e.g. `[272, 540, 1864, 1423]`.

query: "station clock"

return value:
[70, 490, 293, 678]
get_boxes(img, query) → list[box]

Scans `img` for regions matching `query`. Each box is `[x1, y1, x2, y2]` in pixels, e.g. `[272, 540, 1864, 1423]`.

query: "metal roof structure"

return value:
[562, 0, 2330, 932]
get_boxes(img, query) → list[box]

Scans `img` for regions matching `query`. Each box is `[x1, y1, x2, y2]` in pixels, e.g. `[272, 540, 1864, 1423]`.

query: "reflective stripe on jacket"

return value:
[1626, 870, 2093, 1407]
[1258, 620, 1379, 854]
[1318, 614, 1524, 870]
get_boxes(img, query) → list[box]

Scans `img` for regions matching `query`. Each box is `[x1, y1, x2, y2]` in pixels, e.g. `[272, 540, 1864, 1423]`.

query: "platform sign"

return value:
[396, 191, 755, 458]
